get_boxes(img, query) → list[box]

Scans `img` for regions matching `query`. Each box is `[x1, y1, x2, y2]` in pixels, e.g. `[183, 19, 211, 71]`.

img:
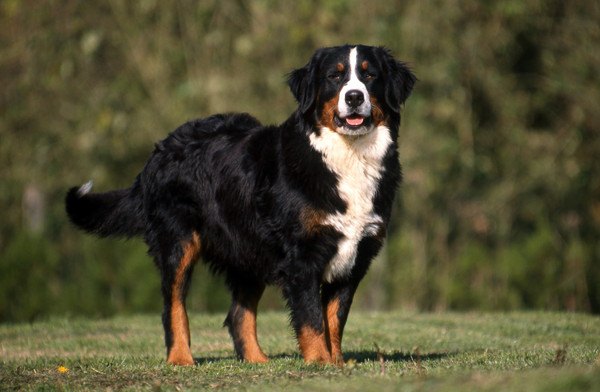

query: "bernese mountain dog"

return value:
[65, 45, 415, 366]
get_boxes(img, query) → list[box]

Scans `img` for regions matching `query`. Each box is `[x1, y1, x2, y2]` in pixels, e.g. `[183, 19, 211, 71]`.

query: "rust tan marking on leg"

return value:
[324, 298, 344, 365]
[370, 97, 386, 126]
[167, 232, 200, 366]
[237, 305, 268, 363]
[298, 326, 333, 364]
[361, 60, 369, 71]
[168, 302, 193, 365]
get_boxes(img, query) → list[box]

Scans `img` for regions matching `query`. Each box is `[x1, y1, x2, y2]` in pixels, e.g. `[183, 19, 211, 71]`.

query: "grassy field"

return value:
[1, 311, 599, 391]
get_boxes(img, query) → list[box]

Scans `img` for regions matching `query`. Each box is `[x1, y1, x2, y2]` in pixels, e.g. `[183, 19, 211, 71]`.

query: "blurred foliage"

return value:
[0, 0, 598, 321]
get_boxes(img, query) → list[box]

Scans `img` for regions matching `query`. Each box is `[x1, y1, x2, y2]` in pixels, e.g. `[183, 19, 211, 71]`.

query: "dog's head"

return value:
[288, 45, 415, 135]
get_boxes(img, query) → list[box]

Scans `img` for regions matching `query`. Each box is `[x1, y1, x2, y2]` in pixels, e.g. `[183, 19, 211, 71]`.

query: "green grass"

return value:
[1, 312, 599, 391]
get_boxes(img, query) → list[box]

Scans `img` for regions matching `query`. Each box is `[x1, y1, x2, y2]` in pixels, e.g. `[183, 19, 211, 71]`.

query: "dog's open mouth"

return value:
[345, 114, 365, 127]
[334, 113, 372, 131]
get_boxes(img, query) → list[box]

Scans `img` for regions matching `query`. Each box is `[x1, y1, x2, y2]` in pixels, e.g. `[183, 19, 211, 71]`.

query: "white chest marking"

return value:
[309, 125, 392, 282]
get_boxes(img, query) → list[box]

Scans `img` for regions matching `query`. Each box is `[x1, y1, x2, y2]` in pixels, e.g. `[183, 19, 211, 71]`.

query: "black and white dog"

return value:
[66, 45, 415, 366]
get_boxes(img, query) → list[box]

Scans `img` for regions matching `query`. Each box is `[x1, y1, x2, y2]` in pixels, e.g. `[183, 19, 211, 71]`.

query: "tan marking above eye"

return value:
[336, 63, 345, 72]
[361, 60, 369, 71]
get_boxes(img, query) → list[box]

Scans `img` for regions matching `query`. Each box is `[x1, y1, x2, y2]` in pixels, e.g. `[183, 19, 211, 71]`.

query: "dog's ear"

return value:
[287, 50, 322, 114]
[378, 48, 416, 113]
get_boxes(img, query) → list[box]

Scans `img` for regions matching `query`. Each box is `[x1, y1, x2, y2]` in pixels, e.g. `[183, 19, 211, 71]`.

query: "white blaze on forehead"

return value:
[338, 47, 371, 118]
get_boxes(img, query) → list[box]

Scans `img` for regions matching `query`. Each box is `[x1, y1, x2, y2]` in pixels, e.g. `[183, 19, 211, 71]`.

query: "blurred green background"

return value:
[1, 0, 599, 322]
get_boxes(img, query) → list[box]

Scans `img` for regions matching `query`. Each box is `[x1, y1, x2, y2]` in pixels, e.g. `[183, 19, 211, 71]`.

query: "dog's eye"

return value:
[328, 73, 342, 81]
[365, 73, 376, 80]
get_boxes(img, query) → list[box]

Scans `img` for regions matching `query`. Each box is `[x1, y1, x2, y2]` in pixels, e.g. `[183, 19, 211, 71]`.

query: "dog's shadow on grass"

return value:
[192, 353, 296, 366]
[193, 351, 451, 366]
[345, 350, 451, 364]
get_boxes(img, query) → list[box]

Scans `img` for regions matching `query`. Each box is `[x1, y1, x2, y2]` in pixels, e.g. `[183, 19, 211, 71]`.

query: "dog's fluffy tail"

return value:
[65, 180, 145, 238]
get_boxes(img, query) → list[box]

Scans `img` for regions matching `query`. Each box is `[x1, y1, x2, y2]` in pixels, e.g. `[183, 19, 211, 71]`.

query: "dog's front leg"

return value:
[283, 275, 333, 364]
[320, 235, 385, 365]
[321, 281, 359, 365]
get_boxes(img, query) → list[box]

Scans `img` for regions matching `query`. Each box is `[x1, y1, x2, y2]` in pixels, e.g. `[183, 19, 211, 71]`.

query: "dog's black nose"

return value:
[345, 90, 364, 108]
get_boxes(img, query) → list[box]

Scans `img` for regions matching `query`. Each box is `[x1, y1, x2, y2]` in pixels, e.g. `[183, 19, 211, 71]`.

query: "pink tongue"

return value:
[346, 116, 364, 126]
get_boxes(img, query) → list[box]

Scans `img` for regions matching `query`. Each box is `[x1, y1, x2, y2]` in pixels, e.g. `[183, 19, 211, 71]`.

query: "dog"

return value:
[65, 44, 415, 366]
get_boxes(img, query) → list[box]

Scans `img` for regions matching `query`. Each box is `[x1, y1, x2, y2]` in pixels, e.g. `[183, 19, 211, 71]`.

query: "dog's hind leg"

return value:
[157, 232, 201, 366]
[224, 277, 268, 363]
